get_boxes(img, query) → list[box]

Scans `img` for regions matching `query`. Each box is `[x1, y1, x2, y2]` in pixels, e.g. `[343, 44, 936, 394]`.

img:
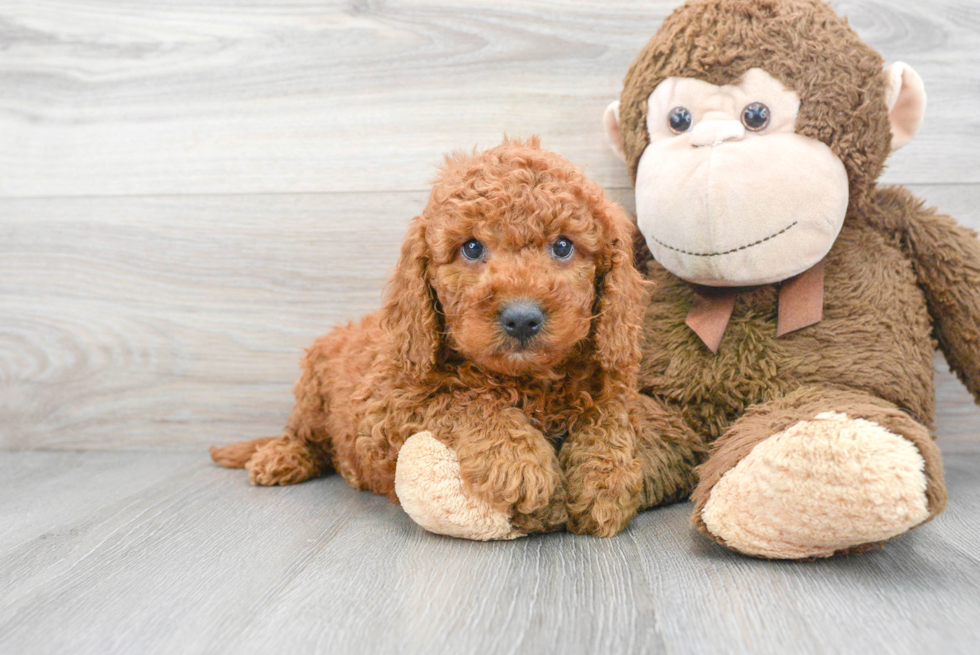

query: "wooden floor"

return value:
[2, 1, 979, 653]
[2, 444, 980, 655]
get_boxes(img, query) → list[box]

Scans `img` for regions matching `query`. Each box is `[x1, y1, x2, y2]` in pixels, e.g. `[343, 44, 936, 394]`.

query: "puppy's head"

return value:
[382, 138, 646, 379]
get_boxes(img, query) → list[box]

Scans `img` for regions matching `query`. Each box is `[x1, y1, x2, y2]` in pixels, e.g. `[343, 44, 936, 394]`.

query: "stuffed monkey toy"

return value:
[603, 0, 980, 558]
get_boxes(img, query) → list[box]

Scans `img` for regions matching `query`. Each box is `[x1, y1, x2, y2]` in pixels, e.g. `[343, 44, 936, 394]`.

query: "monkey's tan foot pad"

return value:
[395, 432, 524, 541]
[698, 412, 930, 559]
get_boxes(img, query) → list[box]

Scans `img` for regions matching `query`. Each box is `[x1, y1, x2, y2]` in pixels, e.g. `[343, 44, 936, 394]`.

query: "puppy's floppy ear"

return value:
[593, 202, 649, 373]
[380, 217, 440, 378]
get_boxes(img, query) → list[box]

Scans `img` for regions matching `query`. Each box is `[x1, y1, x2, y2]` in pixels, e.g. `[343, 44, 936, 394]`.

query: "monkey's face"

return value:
[633, 68, 849, 286]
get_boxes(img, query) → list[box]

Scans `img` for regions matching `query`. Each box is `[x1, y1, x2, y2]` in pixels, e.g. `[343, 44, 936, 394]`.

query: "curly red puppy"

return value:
[211, 138, 647, 538]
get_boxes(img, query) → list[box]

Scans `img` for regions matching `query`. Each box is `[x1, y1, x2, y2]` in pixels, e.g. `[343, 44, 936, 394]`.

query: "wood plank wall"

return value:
[1, 0, 978, 450]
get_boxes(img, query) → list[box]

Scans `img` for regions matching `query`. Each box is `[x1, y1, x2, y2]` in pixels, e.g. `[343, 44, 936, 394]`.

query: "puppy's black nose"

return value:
[498, 301, 545, 342]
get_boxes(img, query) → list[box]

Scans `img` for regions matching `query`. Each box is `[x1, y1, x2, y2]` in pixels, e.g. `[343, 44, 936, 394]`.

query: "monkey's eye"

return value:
[551, 237, 574, 260]
[741, 102, 771, 131]
[461, 238, 485, 261]
[668, 106, 693, 133]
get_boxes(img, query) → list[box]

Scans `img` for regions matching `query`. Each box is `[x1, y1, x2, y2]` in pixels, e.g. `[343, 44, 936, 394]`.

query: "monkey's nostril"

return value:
[498, 301, 546, 342]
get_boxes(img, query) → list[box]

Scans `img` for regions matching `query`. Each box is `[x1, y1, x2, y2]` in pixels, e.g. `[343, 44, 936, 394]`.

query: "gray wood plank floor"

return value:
[2, 444, 979, 655]
[2, 0, 979, 653]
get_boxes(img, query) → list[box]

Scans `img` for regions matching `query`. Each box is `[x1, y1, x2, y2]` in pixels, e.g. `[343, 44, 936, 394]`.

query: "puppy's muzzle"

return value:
[498, 301, 546, 343]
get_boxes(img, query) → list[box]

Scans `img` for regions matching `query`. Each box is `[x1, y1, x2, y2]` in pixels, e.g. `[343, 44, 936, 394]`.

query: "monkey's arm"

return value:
[878, 186, 980, 404]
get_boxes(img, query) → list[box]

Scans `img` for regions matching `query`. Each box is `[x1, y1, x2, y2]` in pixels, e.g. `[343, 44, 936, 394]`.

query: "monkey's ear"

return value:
[884, 62, 926, 151]
[603, 101, 627, 162]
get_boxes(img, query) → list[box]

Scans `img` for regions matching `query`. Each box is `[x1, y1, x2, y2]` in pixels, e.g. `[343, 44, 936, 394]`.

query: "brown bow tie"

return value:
[685, 260, 826, 353]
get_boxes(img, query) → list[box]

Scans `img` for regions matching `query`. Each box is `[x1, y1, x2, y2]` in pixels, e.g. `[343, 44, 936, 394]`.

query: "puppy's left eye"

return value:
[551, 237, 574, 260]
[461, 238, 485, 261]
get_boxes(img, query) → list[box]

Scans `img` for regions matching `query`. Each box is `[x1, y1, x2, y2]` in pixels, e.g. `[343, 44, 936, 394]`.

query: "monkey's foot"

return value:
[395, 432, 524, 541]
[696, 412, 933, 559]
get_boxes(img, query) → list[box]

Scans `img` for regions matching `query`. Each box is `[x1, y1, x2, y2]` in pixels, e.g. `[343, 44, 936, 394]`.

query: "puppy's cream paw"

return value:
[701, 412, 930, 559]
[395, 432, 524, 541]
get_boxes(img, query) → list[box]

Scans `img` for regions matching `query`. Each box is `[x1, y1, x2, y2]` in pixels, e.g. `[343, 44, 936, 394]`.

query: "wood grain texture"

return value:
[2, 185, 977, 450]
[0, 0, 977, 199]
[1, 447, 979, 655]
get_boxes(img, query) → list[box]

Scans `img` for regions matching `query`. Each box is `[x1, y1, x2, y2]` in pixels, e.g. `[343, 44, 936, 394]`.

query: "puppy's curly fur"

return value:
[211, 138, 648, 537]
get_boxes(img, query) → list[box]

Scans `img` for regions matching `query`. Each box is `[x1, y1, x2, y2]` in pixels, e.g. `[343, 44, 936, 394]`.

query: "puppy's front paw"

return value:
[513, 456, 564, 516]
[565, 459, 643, 538]
[459, 441, 564, 517]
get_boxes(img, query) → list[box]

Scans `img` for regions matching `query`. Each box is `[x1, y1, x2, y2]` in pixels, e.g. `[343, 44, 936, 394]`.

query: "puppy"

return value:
[211, 138, 647, 538]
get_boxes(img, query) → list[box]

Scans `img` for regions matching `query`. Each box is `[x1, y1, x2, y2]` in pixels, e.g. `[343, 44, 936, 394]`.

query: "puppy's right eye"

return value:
[551, 237, 574, 260]
[461, 238, 485, 261]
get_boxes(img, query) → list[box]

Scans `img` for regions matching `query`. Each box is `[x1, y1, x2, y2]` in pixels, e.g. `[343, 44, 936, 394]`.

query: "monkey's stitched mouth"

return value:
[648, 221, 798, 258]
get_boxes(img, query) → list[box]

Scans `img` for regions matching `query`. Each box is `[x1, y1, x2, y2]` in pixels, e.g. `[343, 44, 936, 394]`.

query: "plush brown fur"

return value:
[616, 0, 980, 555]
[211, 138, 649, 538]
